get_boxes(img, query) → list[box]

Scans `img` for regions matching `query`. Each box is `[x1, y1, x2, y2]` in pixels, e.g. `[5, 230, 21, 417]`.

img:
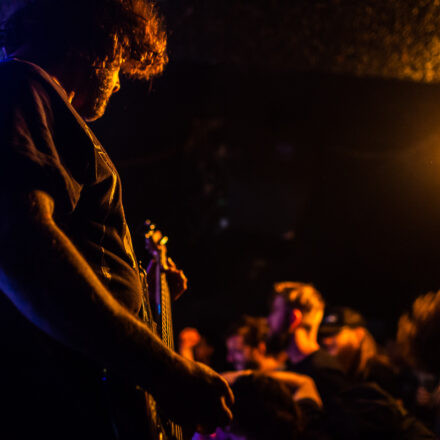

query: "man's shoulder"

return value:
[293, 349, 344, 373]
[0, 58, 42, 84]
[0, 58, 62, 101]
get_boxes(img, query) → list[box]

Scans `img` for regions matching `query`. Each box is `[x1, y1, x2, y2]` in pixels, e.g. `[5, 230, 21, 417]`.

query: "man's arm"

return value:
[0, 189, 233, 432]
[267, 371, 323, 406]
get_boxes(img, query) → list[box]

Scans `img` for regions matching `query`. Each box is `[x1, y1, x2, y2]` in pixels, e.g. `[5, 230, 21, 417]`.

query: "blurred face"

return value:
[226, 334, 254, 371]
[267, 295, 291, 336]
[266, 295, 296, 354]
[320, 327, 362, 371]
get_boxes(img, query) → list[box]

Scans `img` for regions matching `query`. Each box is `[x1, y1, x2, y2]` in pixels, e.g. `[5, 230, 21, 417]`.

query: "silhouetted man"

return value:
[0, 1, 233, 438]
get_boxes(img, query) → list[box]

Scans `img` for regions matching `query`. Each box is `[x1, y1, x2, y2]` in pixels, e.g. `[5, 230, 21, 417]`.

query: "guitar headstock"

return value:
[144, 220, 169, 269]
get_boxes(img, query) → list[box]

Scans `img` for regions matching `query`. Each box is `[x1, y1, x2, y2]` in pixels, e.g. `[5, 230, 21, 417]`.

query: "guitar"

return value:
[141, 220, 184, 440]
[102, 221, 185, 440]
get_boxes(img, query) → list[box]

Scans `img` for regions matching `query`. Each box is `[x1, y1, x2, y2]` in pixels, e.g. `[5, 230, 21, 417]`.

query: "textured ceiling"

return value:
[162, 0, 440, 82]
[3, 0, 440, 81]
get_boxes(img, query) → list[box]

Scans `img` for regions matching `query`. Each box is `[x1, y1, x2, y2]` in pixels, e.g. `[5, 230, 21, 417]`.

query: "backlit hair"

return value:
[1, 0, 167, 79]
[397, 291, 440, 371]
[274, 281, 325, 315]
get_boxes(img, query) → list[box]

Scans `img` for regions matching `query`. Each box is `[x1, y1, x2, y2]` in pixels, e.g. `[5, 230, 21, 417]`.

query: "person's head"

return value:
[319, 307, 377, 375]
[397, 291, 440, 373]
[226, 316, 269, 371]
[267, 282, 324, 354]
[1, 0, 167, 120]
[216, 373, 301, 440]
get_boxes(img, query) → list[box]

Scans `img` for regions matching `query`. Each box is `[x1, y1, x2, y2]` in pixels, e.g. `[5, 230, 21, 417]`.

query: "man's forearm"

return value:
[0, 191, 185, 394]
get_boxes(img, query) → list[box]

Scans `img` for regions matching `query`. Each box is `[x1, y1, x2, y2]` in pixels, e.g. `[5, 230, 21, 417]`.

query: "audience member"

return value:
[266, 281, 436, 439]
[267, 282, 348, 401]
[178, 327, 215, 365]
[226, 316, 286, 371]
[221, 373, 302, 440]
[397, 291, 440, 373]
[194, 371, 327, 440]
[319, 306, 400, 397]
[397, 291, 440, 435]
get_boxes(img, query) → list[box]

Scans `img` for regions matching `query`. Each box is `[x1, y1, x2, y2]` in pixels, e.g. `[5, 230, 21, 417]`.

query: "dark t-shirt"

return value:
[287, 348, 350, 403]
[0, 59, 146, 438]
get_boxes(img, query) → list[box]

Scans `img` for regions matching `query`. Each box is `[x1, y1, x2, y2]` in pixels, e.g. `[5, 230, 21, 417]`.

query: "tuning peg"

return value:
[144, 220, 156, 230]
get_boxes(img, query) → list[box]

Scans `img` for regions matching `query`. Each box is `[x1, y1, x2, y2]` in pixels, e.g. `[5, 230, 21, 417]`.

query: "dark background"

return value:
[93, 0, 440, 352]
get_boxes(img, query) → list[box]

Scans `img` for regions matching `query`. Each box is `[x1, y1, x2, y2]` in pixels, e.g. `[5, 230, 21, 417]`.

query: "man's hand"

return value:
[179, 328, 202, 349]
[165, 257, 188, 301]
[147, 257, 188, 302]
[0, 193, 225, 435]
[154, 357, 234, 435]
[144, 225, 188, 301]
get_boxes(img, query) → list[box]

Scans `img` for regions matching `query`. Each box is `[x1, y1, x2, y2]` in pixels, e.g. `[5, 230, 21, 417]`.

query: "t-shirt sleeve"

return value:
[0, 66, 82, 214]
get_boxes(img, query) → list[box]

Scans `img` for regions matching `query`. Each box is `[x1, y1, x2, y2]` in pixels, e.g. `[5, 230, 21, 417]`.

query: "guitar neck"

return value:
[159, 272, 175, 351]
[158, 263, 184, 440]
[143, 224, 184, 440]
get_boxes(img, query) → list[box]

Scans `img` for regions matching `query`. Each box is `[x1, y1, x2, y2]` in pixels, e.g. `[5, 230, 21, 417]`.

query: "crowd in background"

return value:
[178, 283, 440, 439]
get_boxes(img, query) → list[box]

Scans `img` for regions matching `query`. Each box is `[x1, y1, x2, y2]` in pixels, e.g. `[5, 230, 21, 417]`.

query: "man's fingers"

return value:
[220, 395, 233, 424]
[219, 376, 235, 406]
[196, 397, 233, 435]
[181, 271, 188, 289]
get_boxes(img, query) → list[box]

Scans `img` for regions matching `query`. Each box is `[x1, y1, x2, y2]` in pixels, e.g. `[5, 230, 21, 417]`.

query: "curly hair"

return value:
[397, 291, 440, 372]
[0, 0, 167, 79]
